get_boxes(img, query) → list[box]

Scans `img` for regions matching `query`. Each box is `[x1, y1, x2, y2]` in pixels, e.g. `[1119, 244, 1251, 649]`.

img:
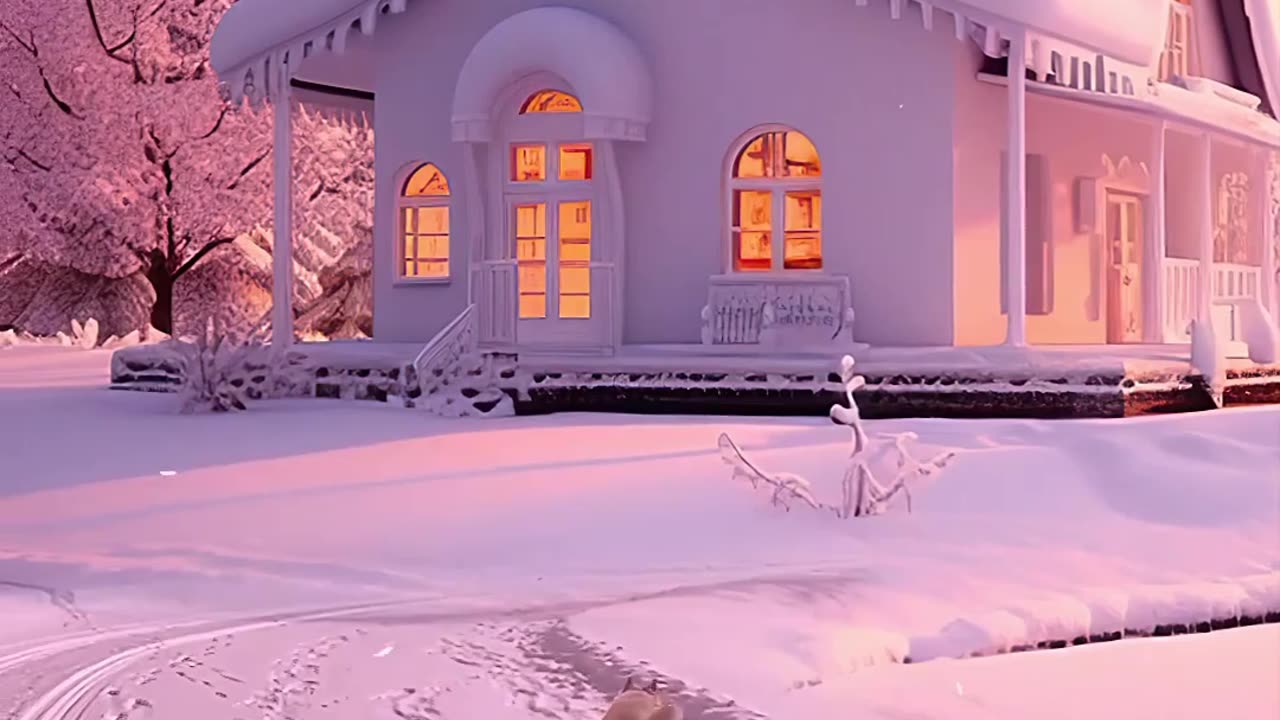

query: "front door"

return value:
[1106, 192, 1144, 343]
[505, 140, 600, 349]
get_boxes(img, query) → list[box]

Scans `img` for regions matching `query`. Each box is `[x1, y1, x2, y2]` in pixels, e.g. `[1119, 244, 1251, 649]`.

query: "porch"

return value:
[282, 337, 1280, 419]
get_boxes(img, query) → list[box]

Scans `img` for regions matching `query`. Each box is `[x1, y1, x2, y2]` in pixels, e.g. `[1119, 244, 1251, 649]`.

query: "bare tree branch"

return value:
[172, 236, 235, 281]
[0, 20, 37, 56]
[39, 70, 77, 117]
[196, 107, 228, 140]
[0, 253, 24, 276]
[226, 147, 271, 190]
[85, 0, 136, 62]
[14, 147, 52, 172]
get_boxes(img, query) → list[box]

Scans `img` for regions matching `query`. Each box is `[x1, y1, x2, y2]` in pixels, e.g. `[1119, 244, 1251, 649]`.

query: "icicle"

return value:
[333, 22, 351, 54]
[953, 12, 967, 41]
[920, 2, 935, 31]
[388, 0, 407, 13]
[889, 0, 903, 20]
[982, 26, 1001, 56]
[360, 1, 380, 36]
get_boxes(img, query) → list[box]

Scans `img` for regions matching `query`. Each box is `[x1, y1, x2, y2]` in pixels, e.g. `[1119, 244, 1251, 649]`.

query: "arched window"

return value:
[399, 163, 451, 280]
[729, 129, 822, 272]
[520, 89, 583, 114]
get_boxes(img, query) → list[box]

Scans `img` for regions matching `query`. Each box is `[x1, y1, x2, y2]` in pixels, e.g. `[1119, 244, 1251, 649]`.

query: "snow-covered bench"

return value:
[699, 273, 857, 348]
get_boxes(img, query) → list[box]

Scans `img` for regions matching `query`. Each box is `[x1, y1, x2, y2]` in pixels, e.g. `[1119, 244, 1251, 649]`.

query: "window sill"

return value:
[394, 277, 452, 287]
[717, 270, 830, 282]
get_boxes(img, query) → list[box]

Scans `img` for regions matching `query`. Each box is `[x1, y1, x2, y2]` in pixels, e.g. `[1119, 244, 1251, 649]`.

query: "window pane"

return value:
[403, 260, 415, 277]
[519, 263, 547, 293]
[416, 234, 448, 260]
[521, 90, 583, 114]
[519, 294, 547, 319]
[559, 266, 590, 295]
[417, 206, 449, 234]
[404, 163, 450, 196]
[559, 201, 591, 241]
[734, 231, 772, 272]
[559, 144, 594, 181]
[781, 131, 821, 177]
[734, 190, 772, 231]
[784, 232, 822, 270]
[511, 145, 546, 182]
[785, 191, 821, 231]
[419, 261, 448, 278]
[559, 294, 590, 319]
[403, 207, 414, 232]
[734, 134, 772, 178]
[516, 203, 546, 238]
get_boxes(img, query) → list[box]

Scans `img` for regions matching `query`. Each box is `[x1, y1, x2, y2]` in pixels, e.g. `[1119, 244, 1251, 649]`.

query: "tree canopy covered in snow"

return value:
[0, 0, 372, 339]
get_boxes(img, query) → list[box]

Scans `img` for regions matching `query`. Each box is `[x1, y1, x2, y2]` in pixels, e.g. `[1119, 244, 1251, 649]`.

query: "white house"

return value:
[210, 0, 1280, 372]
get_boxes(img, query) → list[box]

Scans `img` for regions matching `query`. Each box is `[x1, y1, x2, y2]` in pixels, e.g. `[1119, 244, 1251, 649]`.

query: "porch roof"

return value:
[210, 0, 1174, 105]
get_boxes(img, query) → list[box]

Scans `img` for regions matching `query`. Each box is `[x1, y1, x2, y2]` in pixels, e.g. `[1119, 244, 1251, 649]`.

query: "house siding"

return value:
[365, 0, 957, 346]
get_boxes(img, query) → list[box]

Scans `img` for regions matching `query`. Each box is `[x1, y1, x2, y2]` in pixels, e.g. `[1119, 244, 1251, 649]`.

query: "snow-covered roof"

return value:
[955, 0, 1170, 66]
[1244, 0, 1280, 115]
[211, 0, 389, 76]
[451, 7, 652, 142]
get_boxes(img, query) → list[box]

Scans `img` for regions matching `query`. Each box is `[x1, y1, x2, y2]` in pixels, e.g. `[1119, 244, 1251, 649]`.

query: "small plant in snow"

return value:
[719, 355, 955, 518]
[178, 319, 307, 413]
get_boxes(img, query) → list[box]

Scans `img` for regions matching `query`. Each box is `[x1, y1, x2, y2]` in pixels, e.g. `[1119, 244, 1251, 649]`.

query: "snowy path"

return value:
[0, 601, 766, 720]
[5, 606, 1277, 719]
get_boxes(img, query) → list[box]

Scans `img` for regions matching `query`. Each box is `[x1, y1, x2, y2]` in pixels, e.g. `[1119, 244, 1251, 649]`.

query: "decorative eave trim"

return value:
[218, 0, 407, 106]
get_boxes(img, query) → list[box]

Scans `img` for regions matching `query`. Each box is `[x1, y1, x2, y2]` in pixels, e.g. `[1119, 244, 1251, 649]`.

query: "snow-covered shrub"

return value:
[178, 320, 309, 413]
[719, 355, 954, 518]
[1190, 318, 1225, 408]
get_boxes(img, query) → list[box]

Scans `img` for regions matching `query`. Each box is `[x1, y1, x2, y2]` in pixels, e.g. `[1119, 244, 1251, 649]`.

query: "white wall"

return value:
[953, 59, 1159, 346]
[366, 0, 960, 346]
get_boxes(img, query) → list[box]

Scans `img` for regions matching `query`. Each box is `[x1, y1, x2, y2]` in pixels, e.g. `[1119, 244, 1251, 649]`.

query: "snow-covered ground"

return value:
[1, 345, 1278, 718]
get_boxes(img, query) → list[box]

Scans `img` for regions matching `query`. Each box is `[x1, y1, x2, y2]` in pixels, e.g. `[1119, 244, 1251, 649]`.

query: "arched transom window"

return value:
[520, 89, 584, 114]
[399, 163, 451, 280]
[729, 129, 822, 272]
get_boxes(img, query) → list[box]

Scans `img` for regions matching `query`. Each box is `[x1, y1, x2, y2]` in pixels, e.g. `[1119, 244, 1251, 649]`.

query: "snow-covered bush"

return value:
[719, 355, 954, 518]
[178, 320, 309, 413]
[1190, 318, 1225, 408]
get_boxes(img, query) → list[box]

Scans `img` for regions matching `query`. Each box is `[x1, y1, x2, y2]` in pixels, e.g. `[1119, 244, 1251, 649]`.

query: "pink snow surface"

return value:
[0, 347, 1277, 695]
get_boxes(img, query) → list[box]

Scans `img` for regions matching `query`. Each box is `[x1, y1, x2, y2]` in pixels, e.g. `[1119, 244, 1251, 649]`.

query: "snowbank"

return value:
[0, 347, 1276, 704]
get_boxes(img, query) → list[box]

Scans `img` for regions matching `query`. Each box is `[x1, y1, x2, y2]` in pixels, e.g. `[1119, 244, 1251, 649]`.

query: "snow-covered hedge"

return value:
[0, 318, 169, 350]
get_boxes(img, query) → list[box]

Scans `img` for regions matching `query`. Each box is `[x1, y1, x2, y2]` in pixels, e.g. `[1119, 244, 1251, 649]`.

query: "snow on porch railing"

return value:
[1163, 258, 1199, 342]
[1212, 263, 1262, 302]
[413, 304, 476, 398]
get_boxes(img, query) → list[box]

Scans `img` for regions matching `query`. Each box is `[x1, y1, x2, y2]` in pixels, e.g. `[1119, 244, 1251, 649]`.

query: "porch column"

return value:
[1261, 149, 1277, 320]
[1004, 33, 1028, 346]
[1145, 121, 1167, 342]
[271, 63, 295, 348]
[1196, 134, 1214, 322]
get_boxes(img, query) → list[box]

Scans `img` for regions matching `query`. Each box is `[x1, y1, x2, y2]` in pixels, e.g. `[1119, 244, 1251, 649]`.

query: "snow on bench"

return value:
[699, 273, 857, 348]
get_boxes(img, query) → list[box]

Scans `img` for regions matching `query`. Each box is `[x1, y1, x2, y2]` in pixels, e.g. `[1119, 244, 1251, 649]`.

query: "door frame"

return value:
[1079, 154, 1155, 342]
[475, 72, 622, 355]
[1103, 190, 1146, 343]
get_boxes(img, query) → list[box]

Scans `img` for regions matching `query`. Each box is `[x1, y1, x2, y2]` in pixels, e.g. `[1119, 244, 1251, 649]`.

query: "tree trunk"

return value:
[145, 250, 174, 335]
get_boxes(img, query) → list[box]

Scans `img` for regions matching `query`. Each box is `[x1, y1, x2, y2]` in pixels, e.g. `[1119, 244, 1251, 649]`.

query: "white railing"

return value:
[1162, 260, 1264, 342]
[412, 304, 476, 398]
[1212, 263, 1262, 302]
[1163, 258, 1199, 342]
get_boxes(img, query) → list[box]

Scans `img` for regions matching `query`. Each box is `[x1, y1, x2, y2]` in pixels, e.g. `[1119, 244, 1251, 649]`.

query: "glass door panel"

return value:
[558, 200, 592, 319]
[515, 203, 547, 319]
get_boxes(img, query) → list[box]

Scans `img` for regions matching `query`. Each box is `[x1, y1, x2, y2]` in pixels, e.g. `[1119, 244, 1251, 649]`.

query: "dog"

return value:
[602, 677, 683, 720]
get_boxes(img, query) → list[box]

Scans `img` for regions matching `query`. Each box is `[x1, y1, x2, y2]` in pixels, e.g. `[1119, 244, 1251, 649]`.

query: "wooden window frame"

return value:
[726, 127, 824, 274]
[396, 163, 452, 285]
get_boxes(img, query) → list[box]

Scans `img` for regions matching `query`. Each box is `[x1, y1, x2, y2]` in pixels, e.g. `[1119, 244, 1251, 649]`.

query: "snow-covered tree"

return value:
[0, 0, 373, 337]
